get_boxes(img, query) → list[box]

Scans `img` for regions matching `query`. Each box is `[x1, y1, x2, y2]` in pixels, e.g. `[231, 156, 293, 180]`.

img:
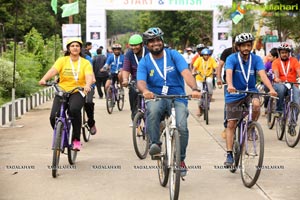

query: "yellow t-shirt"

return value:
[193, 57, 217, 81]
[54, 56, 93, 91]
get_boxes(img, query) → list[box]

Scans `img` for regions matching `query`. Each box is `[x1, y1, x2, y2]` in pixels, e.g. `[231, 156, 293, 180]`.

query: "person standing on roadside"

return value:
[93, 48, 108, 99]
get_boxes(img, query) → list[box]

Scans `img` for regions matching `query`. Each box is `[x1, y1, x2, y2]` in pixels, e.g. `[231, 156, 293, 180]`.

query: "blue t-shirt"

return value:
[123, 46, 149, 80]
[137, 49, 188, 105]
[225, 52, 265, 103]
[105, 54, 124, 74]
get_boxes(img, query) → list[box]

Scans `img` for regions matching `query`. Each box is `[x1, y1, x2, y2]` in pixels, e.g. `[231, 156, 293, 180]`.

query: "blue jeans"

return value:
[273, 83, 300, 112]
[146, 99, 189, 161]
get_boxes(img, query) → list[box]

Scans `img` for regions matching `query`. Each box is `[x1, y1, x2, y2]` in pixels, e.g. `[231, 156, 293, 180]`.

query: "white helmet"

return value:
[235, 33, 255, 45]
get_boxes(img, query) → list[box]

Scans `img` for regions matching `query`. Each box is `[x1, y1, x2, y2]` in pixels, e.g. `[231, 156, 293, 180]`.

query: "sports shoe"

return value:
[73, 140, 81, 151]
[180, 161, 188, 177]
[224, 153, 233, 167]
[90, 125, 97, 135]
[149, 143, 161, 155]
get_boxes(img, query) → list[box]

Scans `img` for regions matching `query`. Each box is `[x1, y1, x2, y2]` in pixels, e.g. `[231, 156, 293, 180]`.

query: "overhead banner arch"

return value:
[86, 0, 232, 58]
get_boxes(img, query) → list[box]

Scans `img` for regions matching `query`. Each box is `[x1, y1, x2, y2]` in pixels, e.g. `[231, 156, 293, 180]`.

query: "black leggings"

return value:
[50, 92, 85, 141]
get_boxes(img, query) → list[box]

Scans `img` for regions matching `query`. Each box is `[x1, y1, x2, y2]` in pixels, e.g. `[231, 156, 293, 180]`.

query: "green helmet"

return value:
[129, 34, 143, 45]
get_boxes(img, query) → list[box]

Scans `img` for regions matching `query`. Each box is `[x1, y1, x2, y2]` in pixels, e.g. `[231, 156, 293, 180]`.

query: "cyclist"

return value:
[122, 34, 149, 125]
[272, 43, 300, 116]
[224, 33, 277, 167]
[192, 48, 217, 116]
[38, 38, 94, 150]
[190, 43, 206, 69]
[262, 48, 278, 116]
[137, 27, 201, 176]
[103, 43, 124, 92]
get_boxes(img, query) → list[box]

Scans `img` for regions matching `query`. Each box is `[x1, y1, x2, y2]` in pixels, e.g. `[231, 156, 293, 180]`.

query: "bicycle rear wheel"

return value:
[169, 129, 181, 200]
[81, 107, 91, 142]
[158, 128, 169, 187]
[106, 87, 114, 114]
[52, 121, 63, 178]
[240, 121, 264, 188]
[267, 98, 276, 129]
[67, 123, 77, 165]
[230, 126, 241, 173]
[203, 92, 209, 125]
[275, 115, 285, 140]
[132, 112, 149, 159]
[285, 102, 300, 147]
[117, 88, 125, 111]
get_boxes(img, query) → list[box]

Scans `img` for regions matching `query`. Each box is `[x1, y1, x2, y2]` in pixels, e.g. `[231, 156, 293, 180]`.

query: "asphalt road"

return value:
[0, 87, 299, 200]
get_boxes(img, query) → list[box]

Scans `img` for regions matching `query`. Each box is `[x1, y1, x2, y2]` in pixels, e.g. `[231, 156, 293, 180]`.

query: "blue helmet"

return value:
[201, 48, 211, 55]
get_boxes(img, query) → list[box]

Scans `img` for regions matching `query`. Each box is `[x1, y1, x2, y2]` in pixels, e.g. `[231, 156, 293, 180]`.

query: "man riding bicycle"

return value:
[39, 38, 94, 150]
[192, 48, 217, 116]
[272, 43, 300, 116]
[224, 33, 277, 167]
[103, 43, 124, 92]
[122, 34, 149, 125]
[137, 27, 200, 176]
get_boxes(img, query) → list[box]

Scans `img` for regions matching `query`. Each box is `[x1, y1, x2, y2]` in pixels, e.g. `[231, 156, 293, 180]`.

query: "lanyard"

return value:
[70, 57, 81, 82]
[280, 59, 290, 81]
[201, 58, 208, 78]
[150, 50, 167, 85]
[133, 47, 145, 65]
[114, 55, 120, 73]
[238, 53, 252, 91]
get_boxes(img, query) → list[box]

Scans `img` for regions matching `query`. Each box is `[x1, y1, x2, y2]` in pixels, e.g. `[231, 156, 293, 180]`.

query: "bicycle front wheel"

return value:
[285, 102, 300, 147]
[117, 88, 125, 111]
[169, 129, 181, 200]
[132, 112, 149, 159]
[106, 87, 114, 114]
[52, 121, 63, 178]
[240, 121, 264, 188]
[267, 98, 276, 129]
[81, 107, 91, 142]
[67, 123, 77, 165]
[157, 129, 169, 187]
[203, 92, 209, 125]
[230, 126, 241, 173]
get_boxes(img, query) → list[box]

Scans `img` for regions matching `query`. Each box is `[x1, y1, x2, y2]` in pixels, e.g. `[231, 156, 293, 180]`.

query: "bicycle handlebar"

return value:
[154, 95, 192, 100]
[234, 90, 278, 99]
[44, 81, 84, 94]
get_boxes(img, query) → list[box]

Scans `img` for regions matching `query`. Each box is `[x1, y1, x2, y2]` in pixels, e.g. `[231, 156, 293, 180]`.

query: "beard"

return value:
[281, 57, 289, 61]
[150, 47, 163, 55]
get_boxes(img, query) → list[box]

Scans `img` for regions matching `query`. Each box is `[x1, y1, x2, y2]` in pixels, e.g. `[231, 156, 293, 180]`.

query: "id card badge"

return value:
[161, 85, 169, 95]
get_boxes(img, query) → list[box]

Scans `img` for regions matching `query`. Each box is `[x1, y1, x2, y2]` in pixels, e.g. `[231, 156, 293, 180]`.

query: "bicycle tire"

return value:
[169, 129, 181, 200]
[158, 128, 169, 187]
[204, 92, 209, 125]
[276, 115, 285, 140]
[81, 107, 91, 142]
[285, 102, 300, 147]
[267, 98, 276, 129]
[117, 88, 125, 111]
[67, 123, 77, 165]
[52, 121, 63, 178]
[230, 126, 241, 173]
[106, 87, 114, 114]
[240, 121, 264, 188]
[132, 112, 149, 159]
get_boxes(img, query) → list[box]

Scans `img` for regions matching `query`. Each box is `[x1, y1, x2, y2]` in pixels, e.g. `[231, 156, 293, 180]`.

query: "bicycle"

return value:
[106, 73, 125, 114]
[81, 101, 91, 142]
[131, 81, 150, 159]
[46, 82, 83, 178]
[275, 82, 300, 147]
[229, 90, 272, 188]
[152, 95, 191, 200]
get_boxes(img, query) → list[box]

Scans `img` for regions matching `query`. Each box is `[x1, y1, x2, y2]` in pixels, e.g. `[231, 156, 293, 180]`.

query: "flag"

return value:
[61, 1, 79, 18]
[51, 0, 57, 14]
[231, 12, 244, 24]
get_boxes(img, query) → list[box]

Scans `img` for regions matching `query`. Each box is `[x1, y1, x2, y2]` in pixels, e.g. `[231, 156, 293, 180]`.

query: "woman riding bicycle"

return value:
[38, 38, 94, 151]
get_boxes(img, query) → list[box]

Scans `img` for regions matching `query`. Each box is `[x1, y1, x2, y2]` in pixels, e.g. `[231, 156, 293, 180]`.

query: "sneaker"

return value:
[90, 125, 97, 135]
[149, 143, 161, 156]
[224, 153, 233, 167]
[73, 140, 81, 151]
[180, 161, 188, 177]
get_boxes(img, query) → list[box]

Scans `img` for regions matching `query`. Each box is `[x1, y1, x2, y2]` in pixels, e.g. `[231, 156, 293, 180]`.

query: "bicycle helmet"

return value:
[129, 34, 143, 45]
[143, 27, 164, 44]
[277, 43, 291, 52]
[66, 38, 83, 48]
[201, 48, 211, 55]
[196, 43, 205, 49]
[235, 33, 255, 45]
[112, 43, 122, 50]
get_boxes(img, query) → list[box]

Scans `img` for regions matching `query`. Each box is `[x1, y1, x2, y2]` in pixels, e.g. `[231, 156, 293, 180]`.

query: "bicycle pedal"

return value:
[151, 153, 162, 160]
